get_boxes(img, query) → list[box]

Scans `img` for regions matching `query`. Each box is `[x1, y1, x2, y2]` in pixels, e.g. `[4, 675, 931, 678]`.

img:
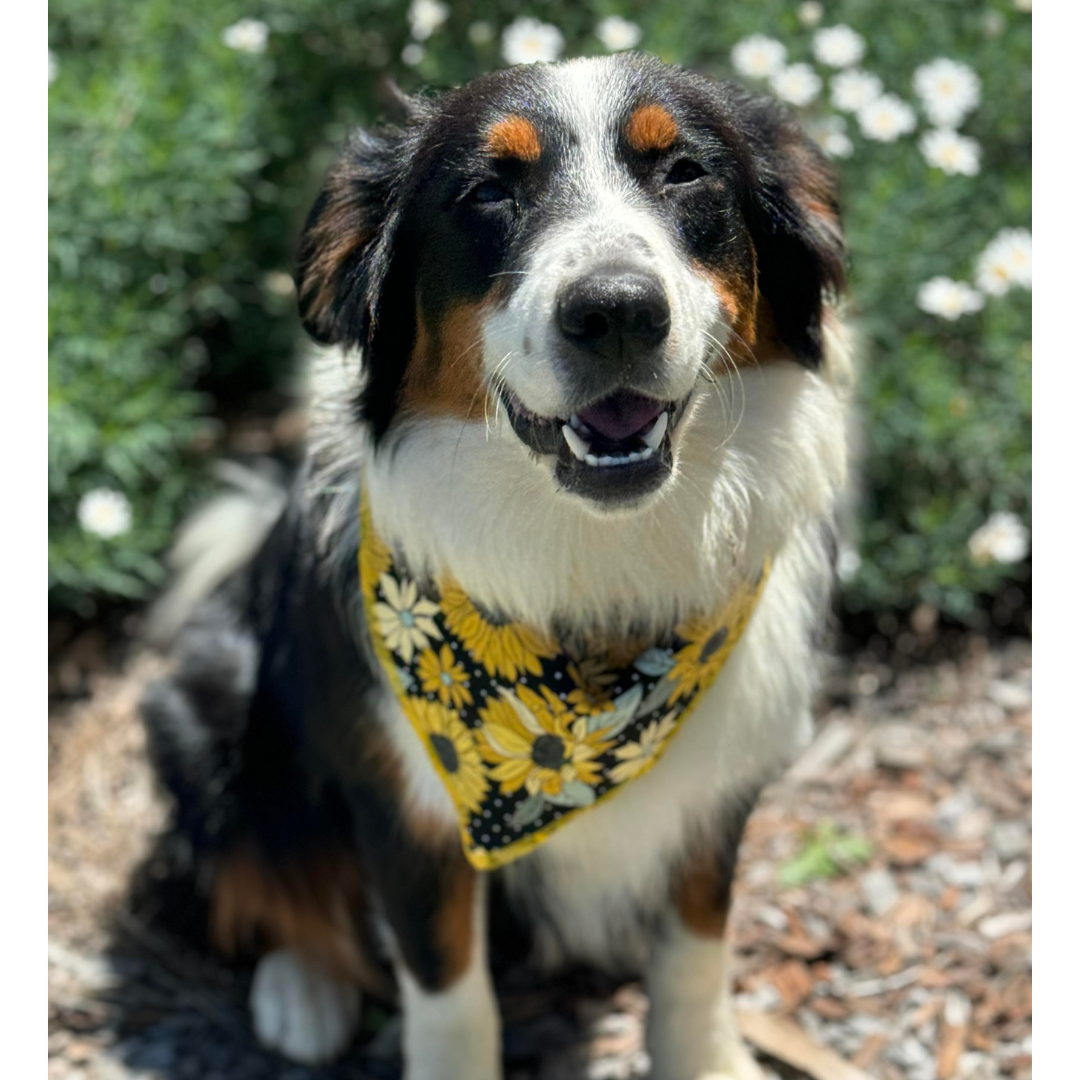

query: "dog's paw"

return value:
[250, 949, 360, 1065]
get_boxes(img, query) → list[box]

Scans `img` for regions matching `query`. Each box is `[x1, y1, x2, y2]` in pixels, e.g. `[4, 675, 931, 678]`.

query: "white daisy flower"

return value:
[837, 544, 862, 583]
[263, 271, 295, 298]
[608, 710, 679, 784]
[502, 17, 564, 66]
[857, 93, 917, 142]
[807, 115, 854, 159]
[825, 132, 854, 158]
[373, 574, 442, 664]
[221, 18, 269, 54]
[468, 21, 495, 46]
[975, 228, 1032, 296]
[769, 63, 822, 107]
[78, 489, 133, 539]
[920, 129, 981, 176]
[49, 50, 58, 85]
[913, 58, 981, 128]
[917, 277, 985, 320]
[830, 69, 883, 113]
[595, 16, 642, 52]
[401, 43, 425, 67]
[798, 2, 825, 29]
[731, 35, 787, 80]
[408, 0, 449, 42]
[812, 25, 866, 69]
[968, 512, 1029, 565]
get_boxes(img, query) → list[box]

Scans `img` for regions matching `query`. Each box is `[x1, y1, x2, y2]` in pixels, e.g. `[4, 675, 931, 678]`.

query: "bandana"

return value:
[359, 495, 769, 871]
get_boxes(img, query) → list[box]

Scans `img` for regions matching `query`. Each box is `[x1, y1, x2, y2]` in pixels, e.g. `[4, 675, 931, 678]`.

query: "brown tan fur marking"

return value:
[488, 116, 542, 162]
[298, 164, 372, 335]
[625, 104, 679, 153]
[211, 846, 393, 996]
[401, 300, 489, 422]
[434, 862, 476, 986]
[671, 851, 733, 938]
[694, 262, 761, 364]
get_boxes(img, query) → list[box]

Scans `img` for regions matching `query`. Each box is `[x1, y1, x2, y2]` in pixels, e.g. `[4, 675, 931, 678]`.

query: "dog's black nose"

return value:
[557, 269, 670, 361]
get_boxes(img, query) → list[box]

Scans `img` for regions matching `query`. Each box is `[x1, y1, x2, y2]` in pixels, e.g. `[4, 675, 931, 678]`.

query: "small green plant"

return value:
[778, 821, 874, 888]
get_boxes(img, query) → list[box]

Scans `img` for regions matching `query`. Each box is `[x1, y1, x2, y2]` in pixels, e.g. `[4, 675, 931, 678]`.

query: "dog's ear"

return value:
[296, 108, 424, 346]
[738, 96, 846, 368]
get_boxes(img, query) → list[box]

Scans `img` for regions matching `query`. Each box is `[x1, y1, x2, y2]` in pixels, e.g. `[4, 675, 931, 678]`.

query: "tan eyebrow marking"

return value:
[625, 104, 679, 153]
[487, 116, 542, 162]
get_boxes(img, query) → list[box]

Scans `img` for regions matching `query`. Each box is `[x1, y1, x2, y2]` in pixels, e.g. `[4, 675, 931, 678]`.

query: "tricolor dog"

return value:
[143, 53, 853, 1080]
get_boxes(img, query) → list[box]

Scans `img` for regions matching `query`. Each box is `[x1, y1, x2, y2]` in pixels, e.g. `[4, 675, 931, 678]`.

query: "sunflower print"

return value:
[440, 582, 557, 680]
[358, 490, 770, 870]
[478, 686, 612, 798]
[417, 643, 473, 709]
[403, 698, 488, 816]
[666, 572, 768, 705]
[607, 710, 679, 784]
[565, 655, 618, 716]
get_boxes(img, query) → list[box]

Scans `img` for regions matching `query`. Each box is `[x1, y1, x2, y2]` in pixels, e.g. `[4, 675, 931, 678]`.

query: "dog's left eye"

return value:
[664, 158, 708, 186]
[469, 180, 514, 204]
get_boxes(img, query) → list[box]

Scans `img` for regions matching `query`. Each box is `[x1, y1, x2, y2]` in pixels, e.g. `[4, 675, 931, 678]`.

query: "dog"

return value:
[142, 53, 853, 1080]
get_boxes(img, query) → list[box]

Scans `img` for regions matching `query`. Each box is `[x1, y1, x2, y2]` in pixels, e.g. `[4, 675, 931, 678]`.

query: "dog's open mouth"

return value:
[501, 387, 692, 505]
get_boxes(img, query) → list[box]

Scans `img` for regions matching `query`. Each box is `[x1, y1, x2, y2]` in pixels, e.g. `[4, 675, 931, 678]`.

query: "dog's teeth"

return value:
[569, 414, 584, 430]
[643, 411, 669, 451]
[628, 451, 641, 462]
[585, 453, 600, 466]
[562, 424, 590, 461]
[640, 445, 655, 460]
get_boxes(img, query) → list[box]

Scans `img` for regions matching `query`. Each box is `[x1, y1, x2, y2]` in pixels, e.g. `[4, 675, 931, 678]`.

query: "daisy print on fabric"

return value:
[608, 710, 680, 784]
[373, 573, 442, 663]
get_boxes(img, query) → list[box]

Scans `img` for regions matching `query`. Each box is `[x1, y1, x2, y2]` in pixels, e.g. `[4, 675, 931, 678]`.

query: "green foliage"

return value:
[778, 821, 874, 888]
[49, 0, 1031, 622]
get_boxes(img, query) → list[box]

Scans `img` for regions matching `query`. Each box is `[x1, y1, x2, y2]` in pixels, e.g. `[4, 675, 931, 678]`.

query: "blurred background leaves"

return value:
[48, 0, 1031, 635]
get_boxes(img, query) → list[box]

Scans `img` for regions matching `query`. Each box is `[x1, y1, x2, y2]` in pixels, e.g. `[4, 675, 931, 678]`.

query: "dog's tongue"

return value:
[577, 392, 665, 442]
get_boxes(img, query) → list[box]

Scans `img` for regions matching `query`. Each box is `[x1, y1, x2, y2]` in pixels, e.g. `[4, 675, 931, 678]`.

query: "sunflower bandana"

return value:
[359, 496, 770, 870]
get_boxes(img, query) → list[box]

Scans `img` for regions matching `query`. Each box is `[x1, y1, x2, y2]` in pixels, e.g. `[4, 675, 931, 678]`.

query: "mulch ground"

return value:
[48, 637, 1031, 1080]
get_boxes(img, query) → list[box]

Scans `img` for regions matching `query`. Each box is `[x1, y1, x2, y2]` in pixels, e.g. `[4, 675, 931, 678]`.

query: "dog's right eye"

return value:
[469, 180, 514, 204]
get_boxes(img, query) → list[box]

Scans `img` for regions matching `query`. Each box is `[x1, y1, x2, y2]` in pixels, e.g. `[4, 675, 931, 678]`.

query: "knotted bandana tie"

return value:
[359, 495, 769, 870]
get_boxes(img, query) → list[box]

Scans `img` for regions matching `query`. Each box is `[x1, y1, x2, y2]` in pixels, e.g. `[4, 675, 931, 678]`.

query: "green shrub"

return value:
[49, 0, 1031, 626]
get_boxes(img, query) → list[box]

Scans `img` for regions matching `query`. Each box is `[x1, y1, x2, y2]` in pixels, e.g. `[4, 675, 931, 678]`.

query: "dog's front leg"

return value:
[645, 834, 764, 1080]
[371, 834, 501, 1080]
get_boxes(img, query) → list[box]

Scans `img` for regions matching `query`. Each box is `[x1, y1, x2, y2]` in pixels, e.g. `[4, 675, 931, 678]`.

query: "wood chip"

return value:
[767, 960, 816, 1010]
[882, 832, 938, 865]
[851, 1032, 888, 1070]
[936, 1022, 968, 1079]
[738, 1009, 874, 1080]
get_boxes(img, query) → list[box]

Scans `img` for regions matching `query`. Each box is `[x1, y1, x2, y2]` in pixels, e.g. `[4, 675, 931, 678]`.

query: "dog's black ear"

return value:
[739, 96, 846, 367]
[296, 110, 424, 346]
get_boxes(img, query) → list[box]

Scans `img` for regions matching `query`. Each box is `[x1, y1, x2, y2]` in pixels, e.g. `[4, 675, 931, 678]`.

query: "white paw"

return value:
[250, 949, 361, 1065]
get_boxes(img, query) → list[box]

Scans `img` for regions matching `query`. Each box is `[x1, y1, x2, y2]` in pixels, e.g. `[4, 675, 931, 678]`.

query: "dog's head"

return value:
[298, 55, 844, 514]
